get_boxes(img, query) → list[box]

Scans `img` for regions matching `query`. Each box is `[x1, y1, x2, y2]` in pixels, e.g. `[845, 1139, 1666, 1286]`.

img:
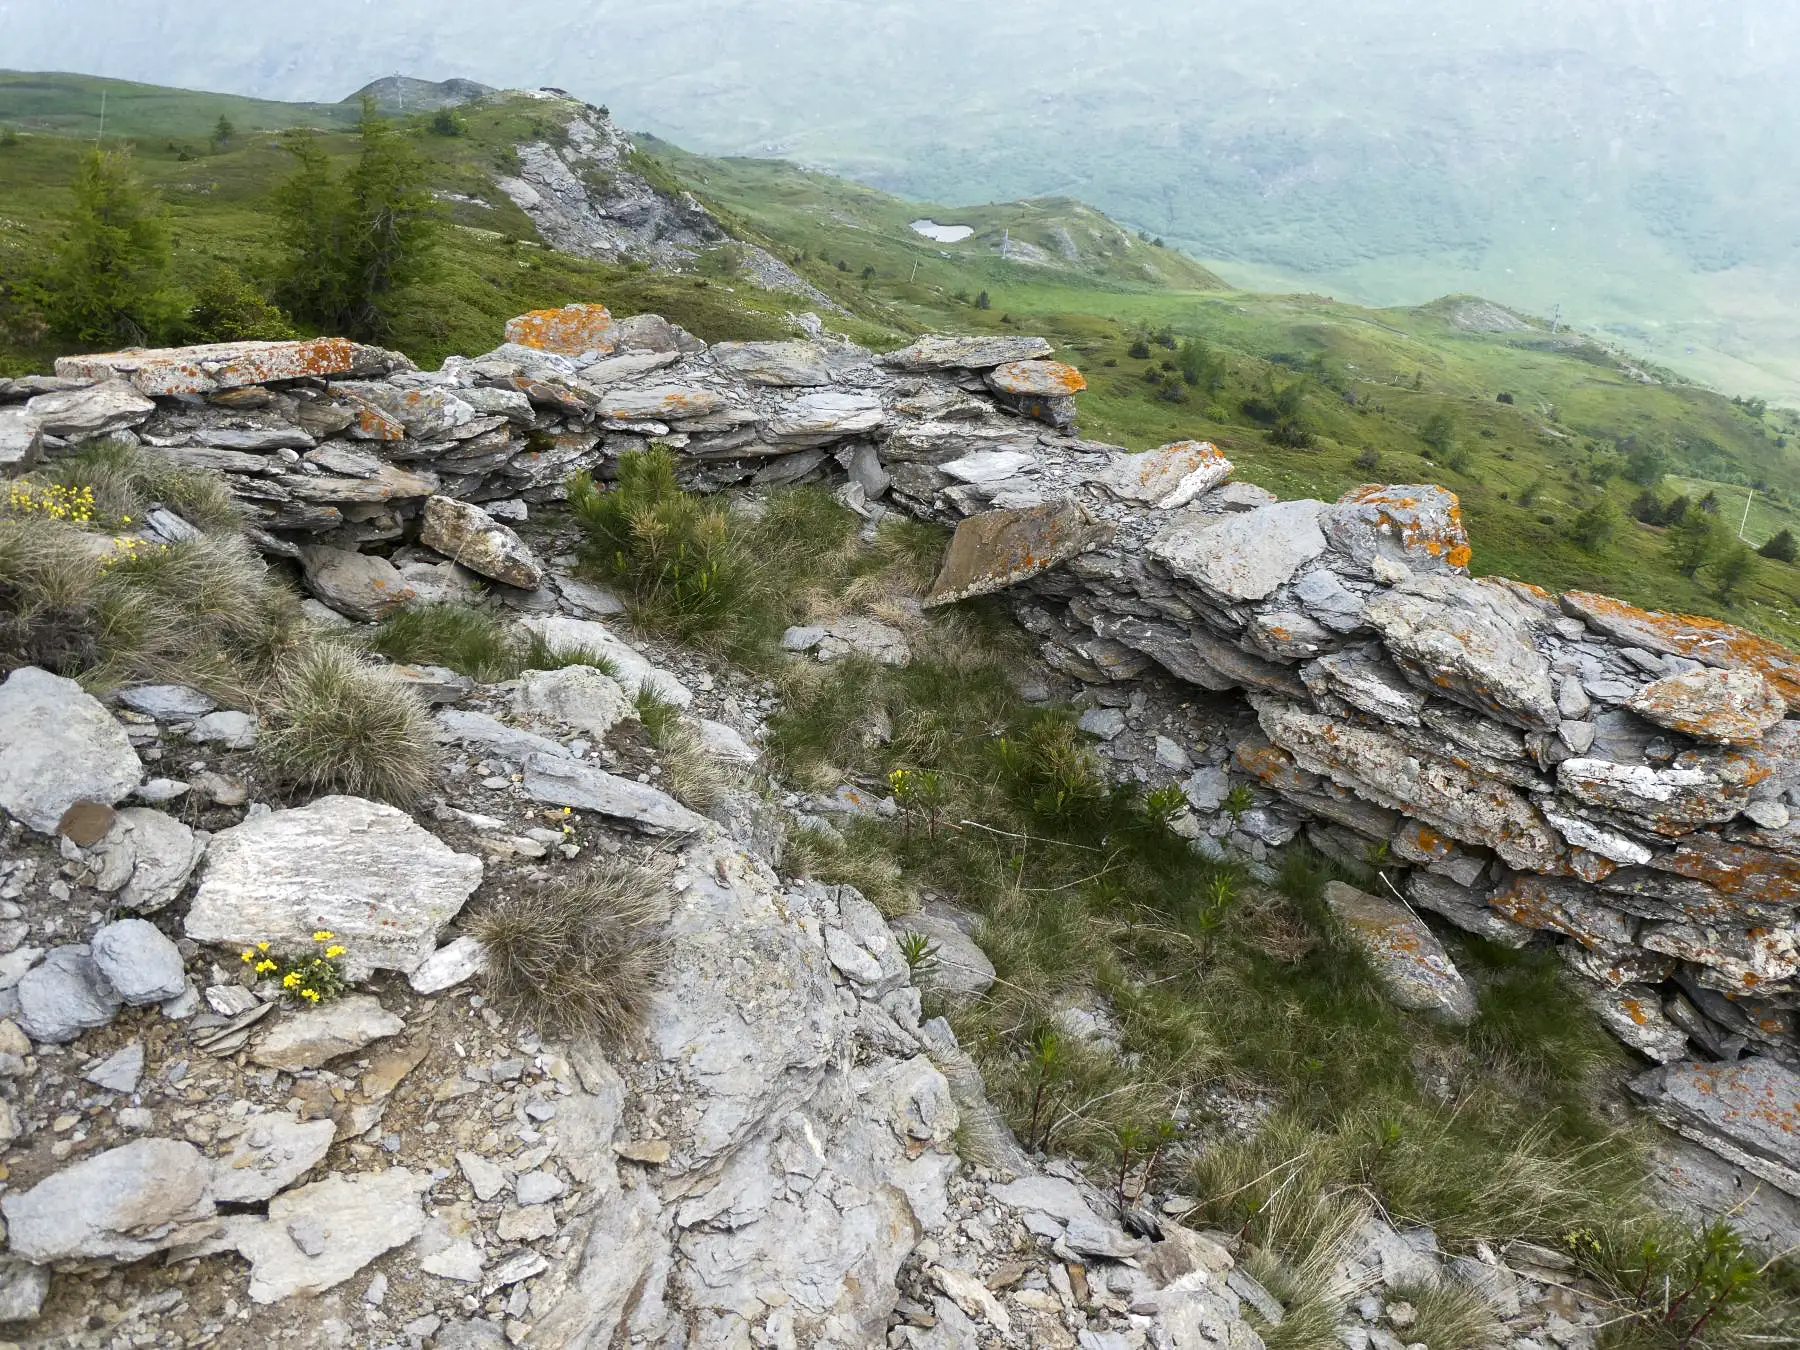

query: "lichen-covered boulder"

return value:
[420, 496, 544, 589]
[1322, 881, 1476, 1023]
[1325, 483, 1472, 575]
[1101, 440, 1233, 509]
[924, 499, 1109, 608]
[504, 303, 616, 356]
[1562, 591, 1800, 706]
[1625, 668, 1787, 745]
[55, 337, 410, 396]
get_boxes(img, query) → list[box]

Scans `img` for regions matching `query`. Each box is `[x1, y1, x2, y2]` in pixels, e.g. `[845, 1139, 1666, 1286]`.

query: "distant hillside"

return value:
[5, 1, 1798, 404]
[348, 75, 493, 113]
[5, 72, 1800, 649]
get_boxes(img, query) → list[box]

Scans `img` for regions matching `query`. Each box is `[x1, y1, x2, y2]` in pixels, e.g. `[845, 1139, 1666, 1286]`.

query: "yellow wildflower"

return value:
[312, 930, 334, 942]
[240, 949, 254, 963]
[324, 945, 345, 958]
[256, 941, 271, 952]
[282, 971, 301, 989]
[301, 988, 321, 1003]
[254, 959, 277, 974]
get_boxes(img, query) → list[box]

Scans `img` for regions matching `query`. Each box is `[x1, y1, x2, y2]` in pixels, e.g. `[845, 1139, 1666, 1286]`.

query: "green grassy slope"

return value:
[6, 73, 1800, 646]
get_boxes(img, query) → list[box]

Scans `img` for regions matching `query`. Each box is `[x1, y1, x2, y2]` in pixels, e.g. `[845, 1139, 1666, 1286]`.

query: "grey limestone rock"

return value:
[91, 918, 188, 1004]
[2, 1138, 216, 1262]
[0, 666, 141, 834]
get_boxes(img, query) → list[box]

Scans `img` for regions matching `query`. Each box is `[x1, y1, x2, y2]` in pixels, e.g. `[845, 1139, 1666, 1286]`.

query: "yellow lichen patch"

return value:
[987, 359, 1088, 397]
[504, 304, 617, 356]
[1336, 484, 1472, 571]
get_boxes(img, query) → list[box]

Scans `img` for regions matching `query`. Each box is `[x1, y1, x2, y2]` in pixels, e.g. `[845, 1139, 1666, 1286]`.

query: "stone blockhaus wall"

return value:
[7, 307, 1800, 1114]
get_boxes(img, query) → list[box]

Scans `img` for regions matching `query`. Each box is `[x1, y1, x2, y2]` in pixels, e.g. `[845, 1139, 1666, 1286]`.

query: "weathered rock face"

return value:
[1150, 501, 1327, 604]
[185, 796, 483, 977]
[924, 500, 1109, 608]
[1364, 574, 1558, 731]
[54, 338, 411, 397]
[503, 303, 615, 356]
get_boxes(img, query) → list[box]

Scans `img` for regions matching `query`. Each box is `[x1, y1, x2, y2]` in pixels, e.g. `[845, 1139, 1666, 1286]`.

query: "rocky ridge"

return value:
[3, 308, 1799, 1341]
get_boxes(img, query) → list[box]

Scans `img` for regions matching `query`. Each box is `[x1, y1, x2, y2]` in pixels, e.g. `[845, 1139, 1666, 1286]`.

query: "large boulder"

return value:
[923, 499, 1109, 608]
[1625, 668, 1787, 745]
[16, 944, 123, 1043]
[184, 796, 483, 978]
[0, 666, 141, 833]
[54, 337, 410, 396]
[1, 1139, 216, 1262]
[419, 496, 544, 589]
[298, 545, 418, 621]
[1364, 574, 1558, 731]
[1322, 881, 1477, 1023]
[513, 665, 636, 738]
[1149, 500, 1328, 603]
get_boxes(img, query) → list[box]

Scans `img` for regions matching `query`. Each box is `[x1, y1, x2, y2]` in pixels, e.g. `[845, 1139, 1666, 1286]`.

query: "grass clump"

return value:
[367, 601, 617, 682]
[567, 445, 860, 660]
[46, 437, 241, 533]
[471, 862, 670, 1045]
[261, 644, 438, 803]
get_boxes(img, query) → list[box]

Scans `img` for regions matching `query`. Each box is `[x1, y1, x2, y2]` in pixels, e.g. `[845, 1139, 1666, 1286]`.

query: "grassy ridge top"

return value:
[5, 73, 1800, 645]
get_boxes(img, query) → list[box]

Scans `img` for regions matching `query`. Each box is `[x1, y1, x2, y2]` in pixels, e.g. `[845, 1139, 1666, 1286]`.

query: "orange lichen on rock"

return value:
[504, 304, 617, 356]
[985, 359, 1088, 397]
[1562, 591, 1800, 706]
[55, 337, 408, 396]
[924, 499, 1110, 609]
[1329, 483, 1472, 571]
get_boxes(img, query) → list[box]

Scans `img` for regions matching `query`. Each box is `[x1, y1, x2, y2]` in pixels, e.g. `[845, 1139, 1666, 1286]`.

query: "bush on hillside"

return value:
[41, 147, 183, 347]
[1758, 528, 1797, 563]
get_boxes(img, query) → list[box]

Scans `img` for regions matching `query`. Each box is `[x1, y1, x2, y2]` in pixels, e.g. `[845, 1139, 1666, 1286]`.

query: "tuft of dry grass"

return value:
[48, 437, 242, 534]
[471, 863, 670, 1045]
[260, 644, 438, 803]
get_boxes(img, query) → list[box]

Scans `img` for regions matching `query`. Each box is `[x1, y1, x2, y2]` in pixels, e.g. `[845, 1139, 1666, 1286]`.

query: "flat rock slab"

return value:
[1364, 573, 1558, 731]
[235, 1168, 428, 1303]
[56, 337, 409, 396]
[1322, 881, 1477, 1023]
[185, 796, 483, 978]
[514, 665, 635, 739]
[1557, 756, 1755, 835]
[1, 1138, 216, 1262]
[250, 996, 405, 1070]
[924, 499, 1108, 608]
[1562, 590, 1800, 707]
[762, 390, 885, 445]
[988, 1173, 1144, 1261]
[117, 683, 217, 720]
[24, 380, 156, 438]
[1102, 441, 1233, 509]
[1631, 1059, 1800, 1197]
[1150, 499, 1327, 603]
[213, 1112, 338, 1203]
[1625, 668, 1787, 745]
[0, 405, 42, 476]
[420, 496, 544, 589]
[881, 335, 1052, 371]
[0, 666, 142, 833]
[709, 340, 834, 387]
[522, 753, 710, 835]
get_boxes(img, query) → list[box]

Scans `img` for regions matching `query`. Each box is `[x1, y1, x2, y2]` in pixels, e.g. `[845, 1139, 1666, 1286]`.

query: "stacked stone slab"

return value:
[7, 308, 1798, 1189]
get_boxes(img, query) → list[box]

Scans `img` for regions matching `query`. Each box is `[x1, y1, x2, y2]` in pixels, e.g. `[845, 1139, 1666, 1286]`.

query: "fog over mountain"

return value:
[5, 0, 1798, 396]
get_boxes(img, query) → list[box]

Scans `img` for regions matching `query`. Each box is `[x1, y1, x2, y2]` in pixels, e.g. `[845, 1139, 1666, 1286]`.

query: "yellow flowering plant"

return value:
[240, 931, 349, 1004]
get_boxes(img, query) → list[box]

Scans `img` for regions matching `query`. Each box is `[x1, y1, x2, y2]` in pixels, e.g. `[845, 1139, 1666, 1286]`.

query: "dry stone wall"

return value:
[7, 305, 1799, 1201]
